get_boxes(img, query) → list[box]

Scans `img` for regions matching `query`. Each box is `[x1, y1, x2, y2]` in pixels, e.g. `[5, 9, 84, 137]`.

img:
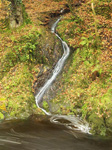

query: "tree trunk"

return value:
[9, 1, 23, 28]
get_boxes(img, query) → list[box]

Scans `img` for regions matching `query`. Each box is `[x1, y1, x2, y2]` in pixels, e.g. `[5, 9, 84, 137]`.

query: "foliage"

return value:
[51, 0, 112, 136]
[22, 3, 32, 25]
[13, 31, 43, 63]
[0, 64, 35, 119]
[0, 29, 44, 80]
[0, 112, 4, 120]
[43, 101, 49, 111]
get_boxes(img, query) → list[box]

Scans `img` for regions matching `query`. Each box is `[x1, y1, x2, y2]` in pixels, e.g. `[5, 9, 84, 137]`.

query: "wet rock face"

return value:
[37, 6, 70, 26]
[33, 32, 63, 96]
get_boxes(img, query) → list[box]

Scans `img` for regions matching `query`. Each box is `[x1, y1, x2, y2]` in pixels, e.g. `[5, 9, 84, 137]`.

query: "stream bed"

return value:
[0, 116, 112, 150]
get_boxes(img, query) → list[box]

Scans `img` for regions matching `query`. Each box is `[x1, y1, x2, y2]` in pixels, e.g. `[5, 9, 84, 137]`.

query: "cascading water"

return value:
[35, 17, 70, 115]
[35, 17, 90, 134]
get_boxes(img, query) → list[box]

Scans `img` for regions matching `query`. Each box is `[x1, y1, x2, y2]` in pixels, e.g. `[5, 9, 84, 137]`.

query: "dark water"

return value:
[0, 115, 112, 150]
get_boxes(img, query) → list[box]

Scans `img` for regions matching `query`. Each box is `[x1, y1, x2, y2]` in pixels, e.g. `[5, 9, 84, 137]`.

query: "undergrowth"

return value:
[51, 0, 112, 136]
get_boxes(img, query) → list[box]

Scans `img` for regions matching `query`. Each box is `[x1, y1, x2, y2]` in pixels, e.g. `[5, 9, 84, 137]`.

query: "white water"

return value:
[50, 115, 90, 134]
[35, 17, 90, 134]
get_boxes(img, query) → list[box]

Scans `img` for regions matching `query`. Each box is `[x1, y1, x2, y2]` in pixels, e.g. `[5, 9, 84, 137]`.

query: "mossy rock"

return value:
[89, 114, 106, 136]
[0, 112, 4, 120]
[106, 116, 112, 131]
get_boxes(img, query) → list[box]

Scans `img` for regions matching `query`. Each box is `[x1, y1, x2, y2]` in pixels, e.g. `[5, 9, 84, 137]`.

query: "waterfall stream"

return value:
[35, 17, 90, 134]
[35, 17, 70, 115]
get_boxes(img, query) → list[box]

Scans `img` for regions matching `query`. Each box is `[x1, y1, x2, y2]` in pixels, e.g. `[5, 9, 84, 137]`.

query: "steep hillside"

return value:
[50, 0, 112, 136]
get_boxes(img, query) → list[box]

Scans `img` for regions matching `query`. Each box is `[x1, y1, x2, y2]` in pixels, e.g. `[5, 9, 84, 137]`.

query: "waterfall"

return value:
[35, 17, 70, 115]
[35, 17, 90, 134]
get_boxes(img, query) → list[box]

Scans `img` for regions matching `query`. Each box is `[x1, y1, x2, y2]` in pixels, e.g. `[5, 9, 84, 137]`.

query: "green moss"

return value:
[106, 117, 112, 133]
[0, 112, 4, 120]
[0, 63, 37, 119]
[89, 114, 106, 136]
[22, 4, 32, 25]
[0, 29, 44, 80]
[51, 5, 112, 135]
